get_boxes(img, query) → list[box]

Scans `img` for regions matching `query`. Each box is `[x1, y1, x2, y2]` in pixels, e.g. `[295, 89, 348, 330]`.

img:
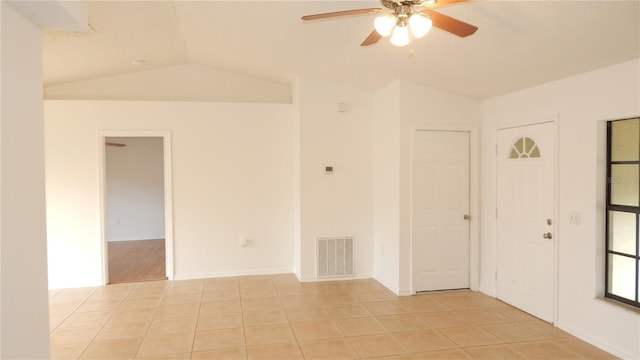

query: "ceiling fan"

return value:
[301, 0, 478, 47]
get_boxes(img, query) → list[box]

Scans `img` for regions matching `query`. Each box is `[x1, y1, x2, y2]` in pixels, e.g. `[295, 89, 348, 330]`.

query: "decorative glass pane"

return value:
[524, 137, 535, 153]
[514, 138, 524, 152]
[612, 119, 640, 162]
[610, 165, 639, 206]
[530, 146, 540, 158]
[509, 137, 541, 159]
[608, 211, 637, 255]
[608, 254, 636, 301]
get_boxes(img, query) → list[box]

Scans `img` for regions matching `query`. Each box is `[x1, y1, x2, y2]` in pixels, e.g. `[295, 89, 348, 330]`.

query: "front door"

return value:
[413, 130, 470, 292]
[496, 122, 555, 322]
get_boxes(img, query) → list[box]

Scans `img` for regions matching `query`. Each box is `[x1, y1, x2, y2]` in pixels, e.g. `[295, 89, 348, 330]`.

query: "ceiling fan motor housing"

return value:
[381, 0, 432, 10]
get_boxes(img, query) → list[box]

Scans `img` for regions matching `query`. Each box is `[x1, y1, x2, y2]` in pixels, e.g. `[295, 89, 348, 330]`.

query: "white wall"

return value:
[294, 75, 374, 281]
[0, 3, 50, 358]
[480, 59, 640, 359]
[45, 63, 292, 104]
[372, 80, 401, 293]
[105, 137, 165, 241]
[45, 101, 294, 288]
[372, 79, 481, 295]
[292, 79, 302, 279]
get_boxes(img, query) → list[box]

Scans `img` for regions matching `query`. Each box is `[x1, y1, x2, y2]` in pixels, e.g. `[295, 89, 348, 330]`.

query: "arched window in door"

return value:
[509, 136, 541, 159]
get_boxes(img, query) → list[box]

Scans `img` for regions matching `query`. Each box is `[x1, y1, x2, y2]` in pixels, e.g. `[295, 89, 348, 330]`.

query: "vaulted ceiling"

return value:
[42, 0, 640, 99]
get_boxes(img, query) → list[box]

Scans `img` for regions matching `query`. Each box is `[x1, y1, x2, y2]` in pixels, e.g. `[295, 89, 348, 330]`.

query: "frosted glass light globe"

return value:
[390, 25, 410, 47]
[374, 15, 396, 37]
[409, 13, 432, 39]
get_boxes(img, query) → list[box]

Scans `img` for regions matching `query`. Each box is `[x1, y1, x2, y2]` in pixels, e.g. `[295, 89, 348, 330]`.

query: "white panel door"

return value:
[413, 130, 470, 292]
[497, 122, 555, 322]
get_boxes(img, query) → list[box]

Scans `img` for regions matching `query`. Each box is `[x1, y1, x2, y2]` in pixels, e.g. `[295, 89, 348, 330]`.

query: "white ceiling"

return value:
[42, 0, 640, 99]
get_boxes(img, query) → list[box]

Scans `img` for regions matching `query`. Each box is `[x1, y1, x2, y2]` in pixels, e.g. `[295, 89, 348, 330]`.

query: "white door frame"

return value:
[98, 130, 174, 284]
[410, 125, 480, 294]
[495, 118, 559, 323]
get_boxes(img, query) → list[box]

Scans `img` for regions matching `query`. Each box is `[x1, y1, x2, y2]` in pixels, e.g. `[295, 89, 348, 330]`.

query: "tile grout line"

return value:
[49, 290, 96, 360]
[186, 282, 206, 360]
[132, 281, 168, 359]
[56, 286, 117, 359]
[75, 284, 135, 360]
[238, 281, 248, 360]
[49, 286, 101, 334]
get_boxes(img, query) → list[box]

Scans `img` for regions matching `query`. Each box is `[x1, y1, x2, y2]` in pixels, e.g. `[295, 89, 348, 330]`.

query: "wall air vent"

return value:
[316, 237, 354, 279]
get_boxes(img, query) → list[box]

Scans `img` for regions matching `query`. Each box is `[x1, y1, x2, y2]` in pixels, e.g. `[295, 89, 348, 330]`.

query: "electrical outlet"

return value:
[569, 211, 581, 225]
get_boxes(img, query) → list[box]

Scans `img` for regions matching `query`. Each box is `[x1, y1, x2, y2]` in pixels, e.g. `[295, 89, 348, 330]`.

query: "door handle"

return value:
[543, 232, 553, 239]
[463, 214, 470, 220]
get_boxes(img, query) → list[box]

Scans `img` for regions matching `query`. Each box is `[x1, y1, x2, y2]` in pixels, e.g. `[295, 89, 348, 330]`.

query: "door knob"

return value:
[543, 232, 553, 239]
[463, 214, 470, 220]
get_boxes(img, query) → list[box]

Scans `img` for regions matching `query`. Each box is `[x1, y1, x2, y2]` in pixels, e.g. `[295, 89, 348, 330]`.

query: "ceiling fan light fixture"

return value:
[374, 14, 395, 36]
[408, 13, 432, 39]
[300, 0, 478, 48]
[390, 24, 410, 47]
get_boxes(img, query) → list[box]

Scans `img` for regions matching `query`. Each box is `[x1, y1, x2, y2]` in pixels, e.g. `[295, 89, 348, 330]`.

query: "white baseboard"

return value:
[371, 275, 400, 295]
[297, 273, 374, 283]
[107, 236, 165, 242]
[173, 267, 294, 281]
[48, 279, 103, 290]
[555, 321, 636, 360]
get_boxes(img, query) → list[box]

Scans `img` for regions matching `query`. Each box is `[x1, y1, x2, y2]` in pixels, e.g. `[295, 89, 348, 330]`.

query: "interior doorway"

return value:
[412, 130, 471, 292]
[100, 133, 173, 284]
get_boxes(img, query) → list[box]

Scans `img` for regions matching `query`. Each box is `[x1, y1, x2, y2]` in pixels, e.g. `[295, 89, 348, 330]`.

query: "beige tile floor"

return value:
[49, 274, 617, 359]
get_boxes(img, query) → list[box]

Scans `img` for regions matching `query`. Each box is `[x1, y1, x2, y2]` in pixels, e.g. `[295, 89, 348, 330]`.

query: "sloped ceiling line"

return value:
[42, 0, 640, 99]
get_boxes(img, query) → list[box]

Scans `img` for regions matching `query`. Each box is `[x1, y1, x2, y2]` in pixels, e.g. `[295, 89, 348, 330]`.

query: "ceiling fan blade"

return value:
[301, 8, 382, 21]
[421, 9, 478, 37]
[423, 0, 469, 8]
[361, 30, 383, 47]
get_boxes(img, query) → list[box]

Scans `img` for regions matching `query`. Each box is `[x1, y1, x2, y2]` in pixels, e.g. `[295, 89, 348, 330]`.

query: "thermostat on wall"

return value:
[325, 166, 334, 174]
[336, 103, 350, 112]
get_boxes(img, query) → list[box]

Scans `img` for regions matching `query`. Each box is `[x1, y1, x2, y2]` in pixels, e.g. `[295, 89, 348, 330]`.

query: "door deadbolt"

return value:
[543, 232, 553, 239]
[463, 214, 470, 220]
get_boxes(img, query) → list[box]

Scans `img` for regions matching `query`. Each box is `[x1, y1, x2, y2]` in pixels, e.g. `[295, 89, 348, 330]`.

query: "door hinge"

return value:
[496, 208, 498, 218]
[495, 145, 498, 156]
[495, 271, 498, 281]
